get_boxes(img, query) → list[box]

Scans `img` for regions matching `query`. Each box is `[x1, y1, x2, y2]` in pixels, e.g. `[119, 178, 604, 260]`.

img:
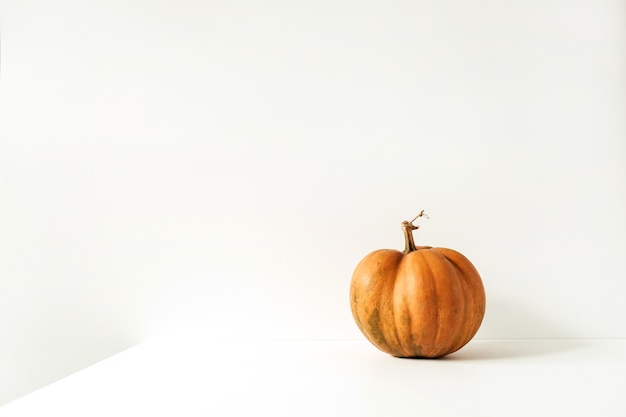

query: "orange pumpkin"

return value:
[349, 212, 486, 358]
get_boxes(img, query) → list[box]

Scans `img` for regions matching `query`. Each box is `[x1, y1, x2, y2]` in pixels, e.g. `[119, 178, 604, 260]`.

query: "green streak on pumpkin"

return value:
[367, 308, 385, 346]
[407, 345, 423, 358]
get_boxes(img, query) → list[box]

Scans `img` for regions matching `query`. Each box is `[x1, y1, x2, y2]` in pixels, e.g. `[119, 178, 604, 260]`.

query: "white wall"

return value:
[1, 0, 624, 406]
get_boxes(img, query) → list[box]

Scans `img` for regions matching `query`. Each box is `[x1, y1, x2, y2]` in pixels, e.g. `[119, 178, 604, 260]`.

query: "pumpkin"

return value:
[349, 211, 485, 358]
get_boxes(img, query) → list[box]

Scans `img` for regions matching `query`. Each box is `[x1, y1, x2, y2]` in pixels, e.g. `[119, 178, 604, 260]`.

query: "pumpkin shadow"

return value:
[441, 296, 587, 361]
[442, 338, 588, 361]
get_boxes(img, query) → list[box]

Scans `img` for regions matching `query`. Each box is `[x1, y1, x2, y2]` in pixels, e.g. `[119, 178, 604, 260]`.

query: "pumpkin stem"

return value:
[410, 210, 429, 223]
[402, 210, 428, 254]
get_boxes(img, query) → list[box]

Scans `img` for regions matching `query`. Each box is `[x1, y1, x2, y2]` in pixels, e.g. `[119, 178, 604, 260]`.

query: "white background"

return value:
[1, 0, 625, 407]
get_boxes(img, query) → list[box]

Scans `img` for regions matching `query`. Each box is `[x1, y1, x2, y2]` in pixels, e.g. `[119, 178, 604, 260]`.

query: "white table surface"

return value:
[1, 337, 625, 417]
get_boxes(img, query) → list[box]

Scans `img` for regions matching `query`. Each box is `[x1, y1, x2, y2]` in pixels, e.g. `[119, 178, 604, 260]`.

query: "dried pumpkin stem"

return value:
[402, 210, 428, 254]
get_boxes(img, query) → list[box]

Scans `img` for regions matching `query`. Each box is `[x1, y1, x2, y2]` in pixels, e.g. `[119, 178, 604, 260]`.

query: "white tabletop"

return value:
[1, 337, 625, 417]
